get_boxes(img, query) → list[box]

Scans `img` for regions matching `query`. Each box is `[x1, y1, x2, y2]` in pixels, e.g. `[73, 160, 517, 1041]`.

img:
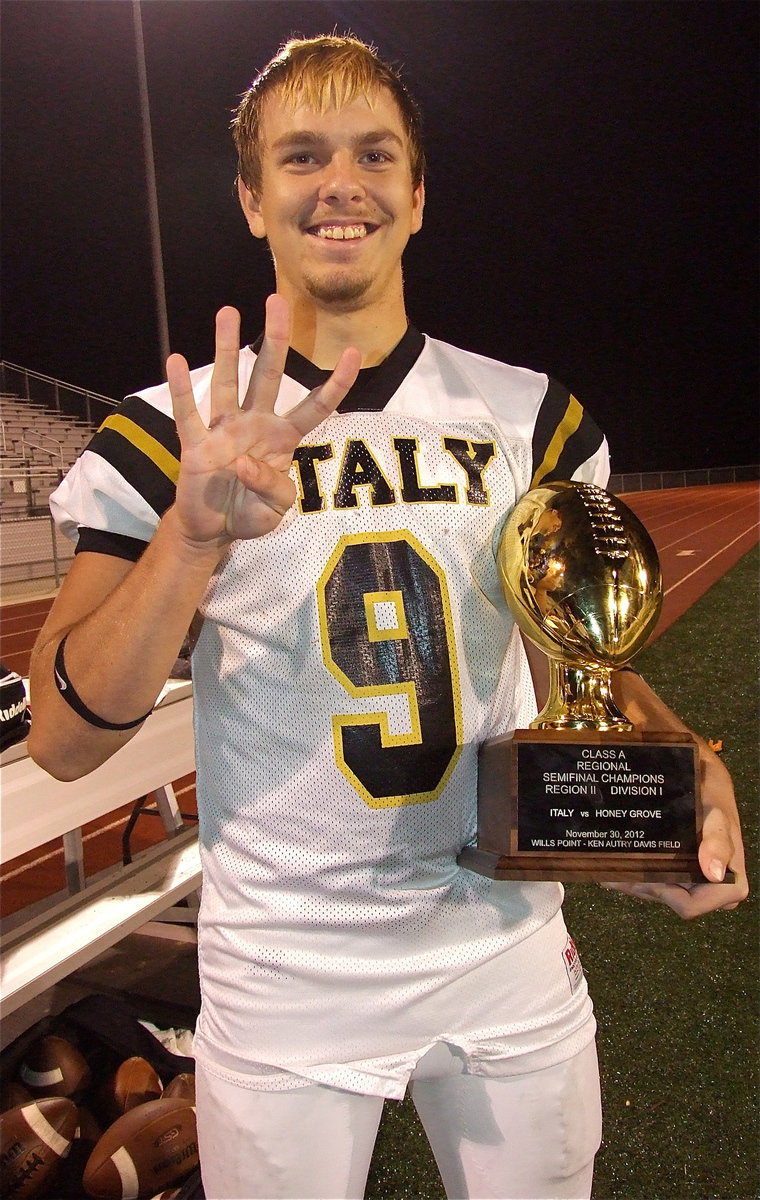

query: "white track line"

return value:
[658, 507, 759, 553]
[664, 523, 759, 594]
[635, 495, 755, 538]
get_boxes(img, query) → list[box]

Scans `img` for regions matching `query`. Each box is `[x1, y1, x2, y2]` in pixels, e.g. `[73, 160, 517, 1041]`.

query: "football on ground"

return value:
[17, 1035, 92, 1099]
[161, 1075, 194, 1104]
[98, 1058, 163, 1123]
[0, 1097, 78, 1199]
[83, 1097, 197, 1199]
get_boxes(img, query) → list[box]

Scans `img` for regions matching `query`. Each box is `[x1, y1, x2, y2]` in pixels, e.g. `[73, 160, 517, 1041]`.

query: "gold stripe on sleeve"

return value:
[99, 414, 180, 483]
[531, 394, 584, 487]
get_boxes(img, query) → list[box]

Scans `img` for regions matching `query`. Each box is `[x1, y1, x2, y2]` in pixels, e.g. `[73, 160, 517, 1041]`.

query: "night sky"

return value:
[2, 0, 757, 473]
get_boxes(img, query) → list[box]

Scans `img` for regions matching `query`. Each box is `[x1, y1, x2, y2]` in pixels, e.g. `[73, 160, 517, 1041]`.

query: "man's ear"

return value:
[411, 177, 425, 236]
[237, 176, 266, 239]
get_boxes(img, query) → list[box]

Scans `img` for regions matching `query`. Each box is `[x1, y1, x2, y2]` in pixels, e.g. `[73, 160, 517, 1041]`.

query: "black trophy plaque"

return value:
[457, 728, 705, 883]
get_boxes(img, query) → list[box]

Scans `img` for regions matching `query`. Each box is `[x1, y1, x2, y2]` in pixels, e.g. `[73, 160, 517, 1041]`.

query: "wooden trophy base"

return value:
[457, 728, 707, 884]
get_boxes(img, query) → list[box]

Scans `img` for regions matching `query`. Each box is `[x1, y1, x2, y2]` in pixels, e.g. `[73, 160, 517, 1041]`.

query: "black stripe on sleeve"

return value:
[93, 394, 181, 450]
[531, 378, 605, 486]
[552, 410, 605, 482]
[75, 528, 148, 561]
[85, 395, 181, 518]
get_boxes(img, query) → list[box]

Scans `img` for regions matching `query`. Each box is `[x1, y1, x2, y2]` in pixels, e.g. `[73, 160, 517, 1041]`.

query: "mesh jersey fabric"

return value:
[50, 333, 610, 1099]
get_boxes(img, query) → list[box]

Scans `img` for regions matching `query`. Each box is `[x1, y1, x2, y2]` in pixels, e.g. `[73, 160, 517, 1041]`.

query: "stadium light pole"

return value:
[132, 0, 171, 376]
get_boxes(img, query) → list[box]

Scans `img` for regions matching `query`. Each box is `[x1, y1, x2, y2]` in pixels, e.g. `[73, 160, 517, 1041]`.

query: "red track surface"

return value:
[1, 482, 757, 918]
[621, 482, 759, 635]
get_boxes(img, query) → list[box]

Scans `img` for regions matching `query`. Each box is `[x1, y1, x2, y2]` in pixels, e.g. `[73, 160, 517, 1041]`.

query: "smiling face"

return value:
[238, 87, 425, 313]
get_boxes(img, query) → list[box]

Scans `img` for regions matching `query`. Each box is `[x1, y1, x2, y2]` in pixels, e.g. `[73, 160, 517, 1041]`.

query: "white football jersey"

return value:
[51, 331, 610, 1098]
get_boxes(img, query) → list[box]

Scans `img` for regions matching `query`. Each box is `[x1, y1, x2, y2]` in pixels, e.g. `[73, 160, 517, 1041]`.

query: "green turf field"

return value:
[366, 544, 759, 1200]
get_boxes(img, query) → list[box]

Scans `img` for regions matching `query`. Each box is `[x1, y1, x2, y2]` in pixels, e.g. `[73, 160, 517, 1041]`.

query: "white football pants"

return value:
[195, 1040, 601, 1200]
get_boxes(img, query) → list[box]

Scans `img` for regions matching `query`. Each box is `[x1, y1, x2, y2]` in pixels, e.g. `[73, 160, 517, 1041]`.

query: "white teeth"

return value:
[313, 224, 367, 240]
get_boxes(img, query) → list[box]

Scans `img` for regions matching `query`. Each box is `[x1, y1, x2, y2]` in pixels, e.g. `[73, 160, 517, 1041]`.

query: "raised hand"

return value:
[167, 296, 360, 547]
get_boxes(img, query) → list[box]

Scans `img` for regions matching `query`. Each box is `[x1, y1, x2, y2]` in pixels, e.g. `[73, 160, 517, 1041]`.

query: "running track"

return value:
[1, 482, 757, 917]
[619, 482, 759, 634]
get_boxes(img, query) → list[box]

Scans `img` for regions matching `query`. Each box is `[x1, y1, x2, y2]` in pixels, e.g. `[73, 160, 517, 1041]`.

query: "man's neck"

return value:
[287, 292, 410, 369]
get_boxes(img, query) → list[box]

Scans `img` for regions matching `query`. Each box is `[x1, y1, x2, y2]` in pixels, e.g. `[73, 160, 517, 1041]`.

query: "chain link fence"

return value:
[0, 513, 75, 599]
[609, 463, 759, 493]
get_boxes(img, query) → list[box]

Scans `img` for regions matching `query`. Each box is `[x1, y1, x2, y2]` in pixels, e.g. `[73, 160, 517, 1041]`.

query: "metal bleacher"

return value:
[0, 363, 118, 592]
[0, 390, 105, 518]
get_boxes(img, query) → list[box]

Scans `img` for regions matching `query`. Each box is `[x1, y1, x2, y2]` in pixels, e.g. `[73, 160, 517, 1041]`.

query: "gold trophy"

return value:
[457, 481, 706, 883]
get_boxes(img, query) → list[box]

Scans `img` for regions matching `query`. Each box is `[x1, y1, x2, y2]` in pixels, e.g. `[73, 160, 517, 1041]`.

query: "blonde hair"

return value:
[231, 35, 425, 193]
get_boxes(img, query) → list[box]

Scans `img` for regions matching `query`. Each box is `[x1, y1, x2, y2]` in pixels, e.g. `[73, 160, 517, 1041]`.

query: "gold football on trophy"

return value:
[497, 481, 663, 731]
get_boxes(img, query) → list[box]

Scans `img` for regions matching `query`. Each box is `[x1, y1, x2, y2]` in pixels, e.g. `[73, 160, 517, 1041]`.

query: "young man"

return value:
[29, 35, 746, 1200]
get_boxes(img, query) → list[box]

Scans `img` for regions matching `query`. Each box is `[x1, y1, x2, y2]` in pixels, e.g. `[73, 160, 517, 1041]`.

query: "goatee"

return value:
[304, 271, 372, 308]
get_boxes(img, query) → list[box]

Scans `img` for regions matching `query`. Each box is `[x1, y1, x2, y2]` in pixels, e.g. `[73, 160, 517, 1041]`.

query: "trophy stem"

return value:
[532, 661, 633, 732]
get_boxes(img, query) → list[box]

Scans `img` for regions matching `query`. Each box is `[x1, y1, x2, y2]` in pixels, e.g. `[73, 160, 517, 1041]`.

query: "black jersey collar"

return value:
[250, 325, 425, 412]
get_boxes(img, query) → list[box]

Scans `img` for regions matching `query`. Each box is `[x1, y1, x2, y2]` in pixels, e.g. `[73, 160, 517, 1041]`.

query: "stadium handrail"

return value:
[0, 361, 117, 428]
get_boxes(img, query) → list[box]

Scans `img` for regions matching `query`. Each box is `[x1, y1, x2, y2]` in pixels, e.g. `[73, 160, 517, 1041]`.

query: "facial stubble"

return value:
[303, 269, 375, 308]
